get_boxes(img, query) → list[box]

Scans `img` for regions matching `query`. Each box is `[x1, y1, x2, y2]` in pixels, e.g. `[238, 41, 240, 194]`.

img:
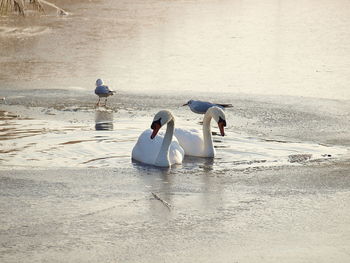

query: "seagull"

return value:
[94, 79, 115, 106]
[182, 99, 233, 114]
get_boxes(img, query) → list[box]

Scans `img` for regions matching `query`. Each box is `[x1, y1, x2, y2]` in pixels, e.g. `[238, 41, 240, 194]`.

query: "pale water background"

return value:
[0, 0, 350, 99]
[1, 1, 350, 262]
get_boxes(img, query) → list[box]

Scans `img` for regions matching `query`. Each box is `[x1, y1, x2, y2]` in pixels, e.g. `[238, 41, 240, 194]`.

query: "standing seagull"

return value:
[95, 79, 115, 106]
[183, 99, 232, 114]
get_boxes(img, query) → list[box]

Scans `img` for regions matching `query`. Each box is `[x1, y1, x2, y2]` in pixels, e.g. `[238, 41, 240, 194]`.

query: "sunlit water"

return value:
[0, 0, 350, 99]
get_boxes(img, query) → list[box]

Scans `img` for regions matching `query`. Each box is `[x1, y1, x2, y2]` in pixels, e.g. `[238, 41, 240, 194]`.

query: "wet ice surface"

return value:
[1, 164, 350, 263]
[0, 91, 348, 171]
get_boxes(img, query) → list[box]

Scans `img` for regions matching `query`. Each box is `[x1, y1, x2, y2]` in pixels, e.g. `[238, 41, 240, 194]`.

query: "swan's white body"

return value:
[132, 110, 184, 167]
[175, 106, 226, 158]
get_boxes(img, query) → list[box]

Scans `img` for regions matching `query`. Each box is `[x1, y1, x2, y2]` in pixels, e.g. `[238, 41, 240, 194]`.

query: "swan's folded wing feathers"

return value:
[169, 140, 185, 164]
[132, 129, 161, 165]
[132, 129, 184, 165]
[174, 128, 204, 156]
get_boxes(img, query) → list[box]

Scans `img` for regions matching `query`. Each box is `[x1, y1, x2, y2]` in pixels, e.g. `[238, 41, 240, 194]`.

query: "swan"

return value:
[175, 106, 227, 157]
[132, 110, 184, 167]
[183, 99, 233, 114]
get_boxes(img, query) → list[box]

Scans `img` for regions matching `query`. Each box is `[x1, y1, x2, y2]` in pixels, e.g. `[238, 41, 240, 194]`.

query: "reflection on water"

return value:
[183, 156, 215, 173]
[95, 108, 114, 131]
[131, 159, 171, 173]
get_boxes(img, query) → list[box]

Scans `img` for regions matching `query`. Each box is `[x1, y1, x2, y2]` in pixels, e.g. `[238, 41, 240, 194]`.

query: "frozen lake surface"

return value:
[1, 0, 350, 262]
[1, 90, 349, 262]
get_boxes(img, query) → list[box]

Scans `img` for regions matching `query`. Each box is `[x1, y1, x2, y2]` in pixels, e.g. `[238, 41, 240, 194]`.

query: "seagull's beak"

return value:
[150, 120, 162, 139]
[218, 118, 226, 136]
[182, 102, 188, 106]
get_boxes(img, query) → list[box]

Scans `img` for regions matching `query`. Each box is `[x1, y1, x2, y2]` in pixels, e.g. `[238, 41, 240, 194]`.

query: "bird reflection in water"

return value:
[95, 108, 114, 131]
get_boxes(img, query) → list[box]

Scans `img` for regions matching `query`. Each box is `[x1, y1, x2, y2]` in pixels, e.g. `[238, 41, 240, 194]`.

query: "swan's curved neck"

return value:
[202, 112, 215, 157]
[155, 119, 174, 167]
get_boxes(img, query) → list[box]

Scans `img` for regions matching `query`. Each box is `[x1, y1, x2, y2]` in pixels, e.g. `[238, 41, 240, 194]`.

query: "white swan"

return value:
[132, 110, 184, 167]
[175, 106, 227, 157]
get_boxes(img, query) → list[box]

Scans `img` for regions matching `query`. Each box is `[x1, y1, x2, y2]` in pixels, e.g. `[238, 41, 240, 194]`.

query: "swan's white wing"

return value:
[132, 129, 184, 165]
[132, 129, 160, 165]
[169, 140, 185, 164]
[174, 128, 204, 157]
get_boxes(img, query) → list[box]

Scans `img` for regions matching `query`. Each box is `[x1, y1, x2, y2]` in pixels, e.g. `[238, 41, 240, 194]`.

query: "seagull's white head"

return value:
[96, 79, 104, 86]
[182, 99, 194, 106]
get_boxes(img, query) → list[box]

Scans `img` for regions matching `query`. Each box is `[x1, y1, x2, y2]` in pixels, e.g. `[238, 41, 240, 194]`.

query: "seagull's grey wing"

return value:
[95, 85, 110, 95]
[105, 86, 116, 94]
[214, 103, 233, 108]
[190, 100, 215, 114]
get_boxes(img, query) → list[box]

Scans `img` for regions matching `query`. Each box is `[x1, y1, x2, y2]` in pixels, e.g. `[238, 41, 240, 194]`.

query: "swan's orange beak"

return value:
[218, 118, 226, 136]
[151, 124, 161, 139]
[150, 119, 162, 139]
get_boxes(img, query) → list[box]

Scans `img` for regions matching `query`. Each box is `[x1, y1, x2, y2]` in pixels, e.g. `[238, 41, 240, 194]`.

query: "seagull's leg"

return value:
[96, 97, 100, 106]
[104, 98, 108, 106]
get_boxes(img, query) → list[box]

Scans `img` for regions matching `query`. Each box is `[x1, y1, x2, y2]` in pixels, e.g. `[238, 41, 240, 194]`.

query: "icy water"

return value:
[0, 88, 349, 170]
[1, 1, 350, 262]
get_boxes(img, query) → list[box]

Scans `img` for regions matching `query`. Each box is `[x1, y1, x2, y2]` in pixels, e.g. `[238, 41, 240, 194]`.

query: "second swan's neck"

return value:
[155, 119, 174, 167]
[202, 112, 215, 157]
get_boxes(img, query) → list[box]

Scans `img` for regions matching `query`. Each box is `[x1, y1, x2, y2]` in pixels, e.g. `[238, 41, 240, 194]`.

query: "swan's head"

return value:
[206, 106, 227, 136]
[150, 110, 174, 139]
[182, 99, 193, 106]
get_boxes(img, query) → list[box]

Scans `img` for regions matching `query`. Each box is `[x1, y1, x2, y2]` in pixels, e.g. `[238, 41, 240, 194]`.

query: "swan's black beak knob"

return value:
[218, 117, 226, 136]
[150, 118, 162, 139]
